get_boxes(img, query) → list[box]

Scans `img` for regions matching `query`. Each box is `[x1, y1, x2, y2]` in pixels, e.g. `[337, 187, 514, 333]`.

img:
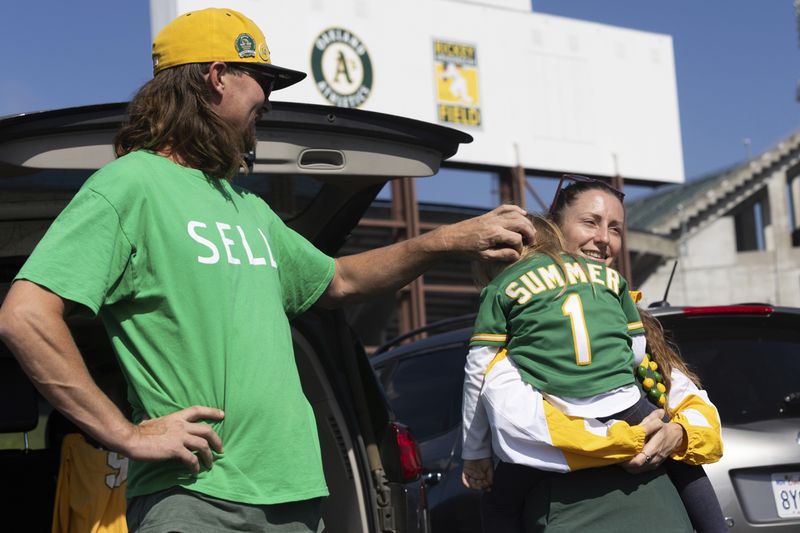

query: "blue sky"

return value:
[535, 1, 799, 182]
[1, 1, 797, 207]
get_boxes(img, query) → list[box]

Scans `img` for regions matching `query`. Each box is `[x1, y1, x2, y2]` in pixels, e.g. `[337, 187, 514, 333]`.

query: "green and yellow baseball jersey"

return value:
[52, 433, 128, 533]
[470, 253, 643, 397]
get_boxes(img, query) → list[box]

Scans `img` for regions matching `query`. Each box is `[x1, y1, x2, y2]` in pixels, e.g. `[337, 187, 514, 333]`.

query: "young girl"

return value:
[462, 216, 726, 532]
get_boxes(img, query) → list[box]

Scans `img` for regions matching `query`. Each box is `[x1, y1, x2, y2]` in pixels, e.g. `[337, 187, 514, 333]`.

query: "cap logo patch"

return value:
[258, 42, 271, 62]
[235, 33, 256, 58]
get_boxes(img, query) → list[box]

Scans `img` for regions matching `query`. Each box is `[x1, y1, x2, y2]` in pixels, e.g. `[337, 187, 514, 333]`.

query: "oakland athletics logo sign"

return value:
[311, 27, 373, 108]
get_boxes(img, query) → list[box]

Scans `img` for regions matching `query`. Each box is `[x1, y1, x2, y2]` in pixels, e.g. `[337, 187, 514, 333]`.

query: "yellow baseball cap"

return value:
[151, 7, 306, 90]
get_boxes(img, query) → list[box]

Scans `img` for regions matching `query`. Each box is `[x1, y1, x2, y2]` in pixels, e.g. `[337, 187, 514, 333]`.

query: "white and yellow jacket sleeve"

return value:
[667, 369, 723, 465]
[462, 345, 645, 472]
[462, 346, 723, 472]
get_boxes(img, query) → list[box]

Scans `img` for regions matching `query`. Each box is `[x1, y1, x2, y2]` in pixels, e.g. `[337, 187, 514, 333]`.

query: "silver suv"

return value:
[371, 304, 800, 532]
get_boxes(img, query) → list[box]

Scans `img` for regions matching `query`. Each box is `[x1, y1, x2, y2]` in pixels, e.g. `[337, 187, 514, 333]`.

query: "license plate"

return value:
[771, 472, 800, 518]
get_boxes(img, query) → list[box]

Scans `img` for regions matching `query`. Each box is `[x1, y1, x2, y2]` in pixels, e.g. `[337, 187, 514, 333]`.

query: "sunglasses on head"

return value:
[235, 64, 277, 100]
[548, 174, 625, 216]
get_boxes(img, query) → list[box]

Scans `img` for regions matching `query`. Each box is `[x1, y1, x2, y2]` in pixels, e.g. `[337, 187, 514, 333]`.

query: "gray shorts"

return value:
[127, 487, 325, 533]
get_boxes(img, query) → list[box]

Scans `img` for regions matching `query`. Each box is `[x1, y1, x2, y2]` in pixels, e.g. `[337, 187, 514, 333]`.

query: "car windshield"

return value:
[667, 320, 800, 425]
[380, 345, 467, 441]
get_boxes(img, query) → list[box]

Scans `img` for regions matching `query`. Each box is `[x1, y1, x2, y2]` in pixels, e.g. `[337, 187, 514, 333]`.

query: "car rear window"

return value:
[662, 316, 800, 425]
[380, 345, 467, 441]
[0, 168, 324, 221]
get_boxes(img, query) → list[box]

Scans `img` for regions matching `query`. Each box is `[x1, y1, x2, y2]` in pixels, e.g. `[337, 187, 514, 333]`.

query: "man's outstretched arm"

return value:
[318, 204, 534, 308]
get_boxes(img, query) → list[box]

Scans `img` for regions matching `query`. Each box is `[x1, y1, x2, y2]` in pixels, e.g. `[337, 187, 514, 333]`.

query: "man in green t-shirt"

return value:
[0, 7, 534, 532]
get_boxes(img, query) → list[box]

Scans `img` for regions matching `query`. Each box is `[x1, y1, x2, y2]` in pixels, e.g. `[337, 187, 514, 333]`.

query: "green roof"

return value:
[626, 162, 745, 233]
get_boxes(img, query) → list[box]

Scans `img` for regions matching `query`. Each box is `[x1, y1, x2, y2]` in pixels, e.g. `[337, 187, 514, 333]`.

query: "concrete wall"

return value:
[638, 170, 800, 308]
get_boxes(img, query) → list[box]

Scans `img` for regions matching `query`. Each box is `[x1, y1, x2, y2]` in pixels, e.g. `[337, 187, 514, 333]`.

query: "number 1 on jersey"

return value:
[563, 293, 591, 365]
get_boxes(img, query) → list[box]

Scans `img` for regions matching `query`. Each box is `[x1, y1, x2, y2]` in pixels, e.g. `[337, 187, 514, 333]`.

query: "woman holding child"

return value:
[462, 176, 726, 532]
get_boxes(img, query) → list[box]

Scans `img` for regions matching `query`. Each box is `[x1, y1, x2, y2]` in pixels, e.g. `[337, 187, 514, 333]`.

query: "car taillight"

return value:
[393, 423, 422, 482]
[682, 305, 773, 316]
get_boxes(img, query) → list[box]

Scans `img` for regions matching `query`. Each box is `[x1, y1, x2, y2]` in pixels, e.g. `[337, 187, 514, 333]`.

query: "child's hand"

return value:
[462, 458, 494, 491]
[639, 409, 666, 437]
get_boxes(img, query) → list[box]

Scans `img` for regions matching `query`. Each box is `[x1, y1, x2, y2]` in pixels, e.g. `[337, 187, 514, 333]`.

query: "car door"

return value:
[374, 332, 484, 533]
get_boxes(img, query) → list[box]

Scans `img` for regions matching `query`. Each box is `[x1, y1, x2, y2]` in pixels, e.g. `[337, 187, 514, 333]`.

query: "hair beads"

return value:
[637, 354, 667, 407]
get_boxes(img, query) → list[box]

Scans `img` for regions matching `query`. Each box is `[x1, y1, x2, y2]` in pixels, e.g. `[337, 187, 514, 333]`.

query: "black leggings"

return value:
[606, 396, 727, 533]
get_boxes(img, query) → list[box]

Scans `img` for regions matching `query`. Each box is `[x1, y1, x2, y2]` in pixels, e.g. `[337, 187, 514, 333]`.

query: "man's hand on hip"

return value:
[124, 406, 225, 476]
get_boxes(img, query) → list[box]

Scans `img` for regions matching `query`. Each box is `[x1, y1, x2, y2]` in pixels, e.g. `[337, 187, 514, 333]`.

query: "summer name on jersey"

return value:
[501, 257, 623, 306]
[470, 254, 643, 398]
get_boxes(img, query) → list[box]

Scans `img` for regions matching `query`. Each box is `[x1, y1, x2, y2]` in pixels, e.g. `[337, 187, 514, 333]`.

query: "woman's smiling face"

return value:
[558, 189, 624, 266]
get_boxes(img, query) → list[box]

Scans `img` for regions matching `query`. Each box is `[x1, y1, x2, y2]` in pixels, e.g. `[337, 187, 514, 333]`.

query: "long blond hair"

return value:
[472, 215, 571, 288]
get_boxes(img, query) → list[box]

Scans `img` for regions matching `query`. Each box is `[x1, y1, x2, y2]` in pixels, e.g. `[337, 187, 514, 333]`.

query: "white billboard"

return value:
[150, 0, 684, 184]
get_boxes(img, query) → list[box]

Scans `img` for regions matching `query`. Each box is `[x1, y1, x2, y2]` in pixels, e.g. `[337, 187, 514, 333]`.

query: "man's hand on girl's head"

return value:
[435, 205, 535, 262]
